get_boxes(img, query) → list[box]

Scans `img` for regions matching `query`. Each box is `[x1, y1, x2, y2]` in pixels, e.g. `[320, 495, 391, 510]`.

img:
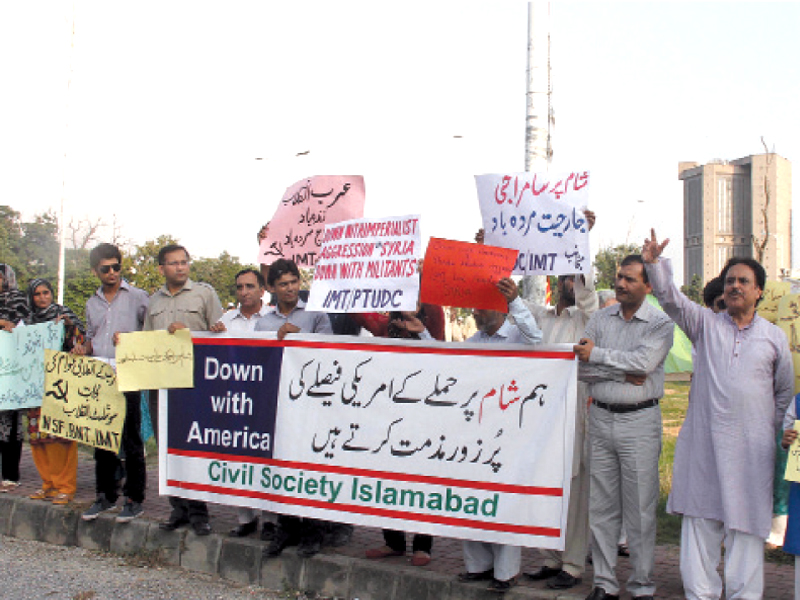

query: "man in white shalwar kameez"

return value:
[643, 231, 794, 600]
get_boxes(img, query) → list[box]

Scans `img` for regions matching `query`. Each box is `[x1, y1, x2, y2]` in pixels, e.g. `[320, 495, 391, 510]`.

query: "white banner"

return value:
[161, 336, 577, 548]
[476, 171, 591, 276]
[306, 215, 421, 313]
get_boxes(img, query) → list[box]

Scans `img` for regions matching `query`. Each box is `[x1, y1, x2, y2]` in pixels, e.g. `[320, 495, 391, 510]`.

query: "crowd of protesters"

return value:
[0, 216, 799, 599]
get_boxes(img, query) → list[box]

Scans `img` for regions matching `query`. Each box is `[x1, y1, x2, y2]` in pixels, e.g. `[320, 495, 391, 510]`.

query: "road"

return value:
[0, 535, 286, 600]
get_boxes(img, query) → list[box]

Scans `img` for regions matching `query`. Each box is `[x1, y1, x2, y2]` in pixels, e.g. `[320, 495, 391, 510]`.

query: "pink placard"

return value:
[258, 175, 366, 268]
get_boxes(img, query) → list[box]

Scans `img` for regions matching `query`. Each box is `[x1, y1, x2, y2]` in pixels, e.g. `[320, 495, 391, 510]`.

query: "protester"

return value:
[75, 244, 150, 523]
[574, 254, 673, 600]
[523, 210, 598, 591]
[209, 268, 276, 541]
[357, 302, 445, 567]
[255, 258, 334, 559]
[780, 398, 800, 600]
[0, 264, 30, 492]
[458, 276, 542, 593]
[643, 230, 793, 600]
[25, 278, 85, 504]
[145, 244, 223, 536]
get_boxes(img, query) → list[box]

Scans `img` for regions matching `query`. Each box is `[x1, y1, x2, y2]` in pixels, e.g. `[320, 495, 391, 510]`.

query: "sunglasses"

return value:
[99, 263, 122, 274]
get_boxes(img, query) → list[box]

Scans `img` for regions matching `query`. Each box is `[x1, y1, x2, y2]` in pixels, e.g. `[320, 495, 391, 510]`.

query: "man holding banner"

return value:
[459, 276, 542, 593]
[209, 268, 277, 541]
[254, 258, 334, 558]
[574, 254, 673, 600]
[145, 244, 223, 536]
[78, 244, 150, 523]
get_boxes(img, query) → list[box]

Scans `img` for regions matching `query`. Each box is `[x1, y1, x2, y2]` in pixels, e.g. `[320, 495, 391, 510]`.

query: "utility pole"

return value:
[57, 3, 77, 305]
[521, 1, 554, 304]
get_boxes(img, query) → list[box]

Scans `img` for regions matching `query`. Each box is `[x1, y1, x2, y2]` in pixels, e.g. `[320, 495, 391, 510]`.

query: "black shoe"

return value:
[525, 566, 561, 581]
[328, 523, 353, 547]
[487, 577, 517, 593]
[263, 528, 294, 558]
[297, 536, 322, 558]
[191, 521, 212, 536]
[586, 587, 619, 600]
[633, 596, 654, 600]
[260, 522, 276, 542]
[229, 519, 258, 537]
[547, 571, 581, 590]
[457, 569, 494, 582]
[159, 516, 190, 531]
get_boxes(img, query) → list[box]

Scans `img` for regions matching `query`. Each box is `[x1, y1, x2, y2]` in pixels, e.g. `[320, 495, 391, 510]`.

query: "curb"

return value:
[2, 495, 583, 600]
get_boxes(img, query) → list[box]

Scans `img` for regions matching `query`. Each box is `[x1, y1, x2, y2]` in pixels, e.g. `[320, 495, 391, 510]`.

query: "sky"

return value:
[2, 1, 799, 284]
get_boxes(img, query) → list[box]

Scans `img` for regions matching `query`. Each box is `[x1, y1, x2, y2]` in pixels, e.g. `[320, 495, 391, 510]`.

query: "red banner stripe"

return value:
[166, 449, 563, 497]
[167, 479, 561, 538]
[191, 336, 574, 360]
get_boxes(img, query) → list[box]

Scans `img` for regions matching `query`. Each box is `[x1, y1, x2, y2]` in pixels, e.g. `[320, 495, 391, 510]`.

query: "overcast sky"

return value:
[2, 1, 798, 282]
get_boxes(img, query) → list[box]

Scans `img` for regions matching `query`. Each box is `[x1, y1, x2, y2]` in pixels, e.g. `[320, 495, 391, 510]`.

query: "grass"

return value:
[656, 381, 688, 546]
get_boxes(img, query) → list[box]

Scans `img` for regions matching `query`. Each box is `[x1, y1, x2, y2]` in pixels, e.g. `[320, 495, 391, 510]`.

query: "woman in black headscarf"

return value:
[0, 264, 31, 492]
[25, 278, 85, 504]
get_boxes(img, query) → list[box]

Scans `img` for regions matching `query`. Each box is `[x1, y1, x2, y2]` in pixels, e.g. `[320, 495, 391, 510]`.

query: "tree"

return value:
[126, 235, 179, 294]
[192, 252, 253, 307]
[681, 273, 703, 305]
[752, 137, 773, 263]
[593, 243, 641, 289]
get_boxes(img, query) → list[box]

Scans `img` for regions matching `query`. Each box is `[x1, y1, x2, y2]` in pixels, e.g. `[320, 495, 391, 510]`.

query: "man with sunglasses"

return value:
[77, 243, 150, 524]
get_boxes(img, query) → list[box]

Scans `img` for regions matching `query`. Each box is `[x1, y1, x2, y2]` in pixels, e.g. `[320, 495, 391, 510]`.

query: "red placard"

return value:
[420, 238, 518, 312]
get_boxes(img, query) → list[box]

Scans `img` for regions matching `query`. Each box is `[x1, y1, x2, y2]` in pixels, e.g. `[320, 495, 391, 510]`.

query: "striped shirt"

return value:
[579, 300, 674, 404]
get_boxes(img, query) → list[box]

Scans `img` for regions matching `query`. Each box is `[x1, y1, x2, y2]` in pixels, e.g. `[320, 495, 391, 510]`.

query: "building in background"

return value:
[680, 153, 792, 286]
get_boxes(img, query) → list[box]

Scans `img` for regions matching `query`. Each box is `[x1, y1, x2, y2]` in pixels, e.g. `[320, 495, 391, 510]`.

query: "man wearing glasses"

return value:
[77, 243, 150, 524]
[144, 243, 224, 535]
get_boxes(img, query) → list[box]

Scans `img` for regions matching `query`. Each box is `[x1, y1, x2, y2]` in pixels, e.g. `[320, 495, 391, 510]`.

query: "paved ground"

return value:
[4, 445, 795, 599]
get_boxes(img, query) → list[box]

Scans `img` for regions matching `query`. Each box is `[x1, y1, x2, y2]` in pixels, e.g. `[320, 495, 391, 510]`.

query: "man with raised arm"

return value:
[524, 212, 598, 591]
[643, 230, 793, 600]
[573, 254, 674, 600]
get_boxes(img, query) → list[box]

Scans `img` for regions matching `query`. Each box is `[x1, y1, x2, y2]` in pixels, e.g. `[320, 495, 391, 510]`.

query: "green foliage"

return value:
[126, 235, 179, 294]
[681, 273, 703, 305]
[593, 242, 641, 289]
[192, 252, 254, 307]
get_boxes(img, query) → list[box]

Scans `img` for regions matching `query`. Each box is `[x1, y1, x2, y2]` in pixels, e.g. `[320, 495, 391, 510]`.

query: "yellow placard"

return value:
[760, 281, 792, 324]
[40, 350, 126, 453]
[777, 294, 800, 394]
[785, 421, 800, 483]
[115, 329, 194, 392]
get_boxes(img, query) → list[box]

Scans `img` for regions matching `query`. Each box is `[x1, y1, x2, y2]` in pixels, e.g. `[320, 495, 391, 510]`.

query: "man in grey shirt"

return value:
[573, 254, 673, 600]
[145, 244, 223, 536]
[256, 259, 333, 559]
[77, 243, 149, 524]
